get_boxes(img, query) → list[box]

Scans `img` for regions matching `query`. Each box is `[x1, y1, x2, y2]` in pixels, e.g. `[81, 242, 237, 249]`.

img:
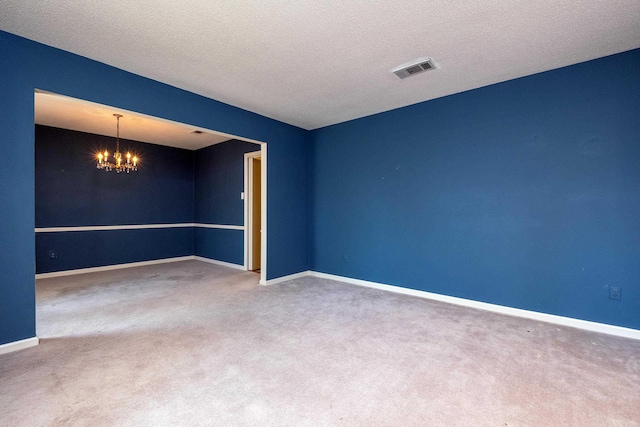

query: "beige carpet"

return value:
[1, 260, 639, 426]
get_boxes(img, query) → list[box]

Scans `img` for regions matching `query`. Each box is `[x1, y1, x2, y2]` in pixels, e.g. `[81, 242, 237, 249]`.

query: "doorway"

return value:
[244, 151, 262, 273]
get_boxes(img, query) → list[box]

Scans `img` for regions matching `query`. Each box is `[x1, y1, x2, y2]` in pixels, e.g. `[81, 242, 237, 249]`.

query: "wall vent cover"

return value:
[392, 58, 436, 79]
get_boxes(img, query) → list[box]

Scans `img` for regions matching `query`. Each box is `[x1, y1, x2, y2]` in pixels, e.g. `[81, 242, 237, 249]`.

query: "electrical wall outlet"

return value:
[609, 286, 621, 301]
[49, 251, 57, 259]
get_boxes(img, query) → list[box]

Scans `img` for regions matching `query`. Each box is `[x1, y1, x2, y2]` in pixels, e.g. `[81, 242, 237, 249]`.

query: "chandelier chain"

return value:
[116, 115, 120, 154]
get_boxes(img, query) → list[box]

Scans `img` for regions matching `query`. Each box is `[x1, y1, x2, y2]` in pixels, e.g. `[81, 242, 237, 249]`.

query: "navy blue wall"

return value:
[36, 126, 194, 226]
[194, 229, 244, 265]
[312, 49, 640, 330]
[194, 139, 260, 264]
[35, 125, 194, 273]
[194, 139, 259, 225]
[37, 228, 194, 273]
[0, 30, 310, 345]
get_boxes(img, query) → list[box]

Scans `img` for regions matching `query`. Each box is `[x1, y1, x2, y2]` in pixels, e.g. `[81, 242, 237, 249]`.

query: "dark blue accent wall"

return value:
[0, 30, 310, 346]
[35, 125, 195, 273]
[193, 139, 259, 265]
[36, 228, 194, 273]
[36, 125, 194, 227]
[311, 48, 640, 330]
[194, 228, 244, 265]
[194, 139, 259, 225]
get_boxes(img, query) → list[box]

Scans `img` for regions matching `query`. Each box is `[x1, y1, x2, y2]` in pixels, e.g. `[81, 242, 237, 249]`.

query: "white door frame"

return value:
[244, 145, 267, 284]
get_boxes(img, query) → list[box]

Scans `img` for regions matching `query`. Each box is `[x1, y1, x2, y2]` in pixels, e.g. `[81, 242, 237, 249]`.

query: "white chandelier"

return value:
[96, 114, 139, 173]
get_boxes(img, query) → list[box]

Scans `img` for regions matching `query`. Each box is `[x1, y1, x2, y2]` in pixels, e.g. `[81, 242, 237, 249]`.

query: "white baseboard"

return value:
[34, 258, 640, 341]
[306, 271, 640, 341]
[194, 223, 244, 231]
[263, 270, 311, 286]
[0, 337, 39, 355]
[35, 256, 195, 279]
[193, 256, 246, 270]
[37, 256, 248, 279]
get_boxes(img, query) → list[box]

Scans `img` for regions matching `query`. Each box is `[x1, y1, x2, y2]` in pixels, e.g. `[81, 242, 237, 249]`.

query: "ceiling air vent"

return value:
[392, 58, 436, 79]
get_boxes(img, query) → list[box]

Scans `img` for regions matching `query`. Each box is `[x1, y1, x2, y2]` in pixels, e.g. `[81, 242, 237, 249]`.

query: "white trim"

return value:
[192, 256, 245, 270]
[243, 154, 249, 269]
[243, 144, 268, 284]
[262, 270, 311, 286]
[260, 144, 267, 286]
[35, 256, 194, 279]
[308, 271, 640, 340]
[35, 223, 244, 233]
[36, 255, 248, 279]
[194, 223, 244, 230]
[0, 337, 39, 355]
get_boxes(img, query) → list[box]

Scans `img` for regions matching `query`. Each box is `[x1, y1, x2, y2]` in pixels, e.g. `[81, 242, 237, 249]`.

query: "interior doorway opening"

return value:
[244, 150, 264, 276]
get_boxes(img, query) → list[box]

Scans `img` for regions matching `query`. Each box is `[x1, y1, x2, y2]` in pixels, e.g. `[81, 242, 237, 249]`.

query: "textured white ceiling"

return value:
[3, 1, 640, 130]
[35, 92, 235, 150]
